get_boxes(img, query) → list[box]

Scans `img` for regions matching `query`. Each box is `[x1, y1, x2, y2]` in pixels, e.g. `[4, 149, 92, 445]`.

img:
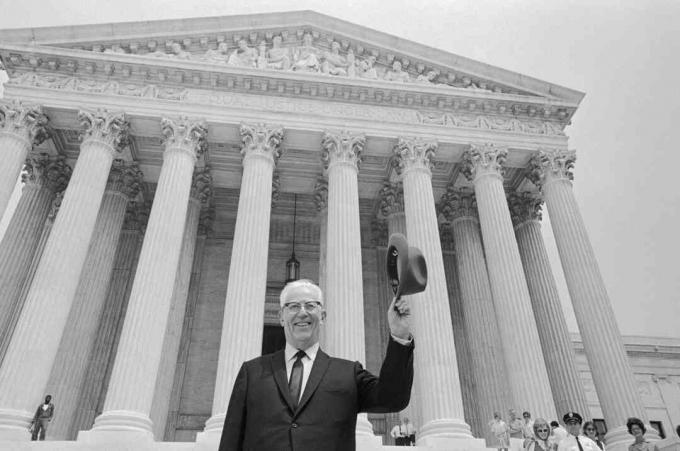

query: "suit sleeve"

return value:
[356, 336, 414, 413]
[219, 362, 248, 451]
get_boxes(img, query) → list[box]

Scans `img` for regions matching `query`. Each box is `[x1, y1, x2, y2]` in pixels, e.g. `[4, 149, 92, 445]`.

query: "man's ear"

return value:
[278, 309, 285, 326]
[320, 309, 327, 323]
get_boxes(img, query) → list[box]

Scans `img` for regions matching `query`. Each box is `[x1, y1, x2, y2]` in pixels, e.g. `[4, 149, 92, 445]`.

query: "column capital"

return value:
[79, 109, 130, 153]
[239, 123, 284, 165]
[507, 191, 543, 228]
[198, 205, 215, 237]
[122, 201, 149, 232]
[161, 116, 208, 159]
[392, 137, 437, 176]
[377, 181, 404, 218]
[107, 160, 143, 200]
[321, 130, 365, 172]
[0, 100, 49, 147]
[191, 166, 213, 204]
[23, 153, 72, 193]
[439, 187, 478, 223]
[461, 143, 508, 182]
[313, 176, 328, 212]
[528, 148, 576, 188]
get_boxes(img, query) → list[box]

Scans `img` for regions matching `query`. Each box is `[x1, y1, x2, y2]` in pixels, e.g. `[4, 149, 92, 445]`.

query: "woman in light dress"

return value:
[524, 418, 556, 451]
[627, 417, 659, 451]
[490, 412, 510, 451]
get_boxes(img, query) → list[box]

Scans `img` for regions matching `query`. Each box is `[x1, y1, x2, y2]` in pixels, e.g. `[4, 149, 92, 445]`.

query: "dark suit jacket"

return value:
[219, 337, 414, 451]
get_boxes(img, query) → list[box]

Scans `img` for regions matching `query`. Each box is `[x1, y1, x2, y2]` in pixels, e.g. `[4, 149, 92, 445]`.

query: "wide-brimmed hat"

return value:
[386, 233, 428, 298]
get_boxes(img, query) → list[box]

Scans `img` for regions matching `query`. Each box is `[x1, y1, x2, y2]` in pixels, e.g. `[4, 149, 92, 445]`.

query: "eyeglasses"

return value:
[585, 429, 596, 432]
[537, 428, 550, 433]
[283, 301, 322, 313]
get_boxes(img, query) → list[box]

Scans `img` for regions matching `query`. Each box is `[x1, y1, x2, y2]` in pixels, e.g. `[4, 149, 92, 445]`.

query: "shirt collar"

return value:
[285, 341, 319, 362]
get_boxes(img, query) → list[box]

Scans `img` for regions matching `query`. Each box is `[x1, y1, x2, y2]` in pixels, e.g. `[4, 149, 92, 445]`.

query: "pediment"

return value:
[0, 11, 582, 102]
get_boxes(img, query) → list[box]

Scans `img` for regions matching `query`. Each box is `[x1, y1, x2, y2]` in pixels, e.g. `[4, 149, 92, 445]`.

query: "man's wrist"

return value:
[391, 333, 413, 345]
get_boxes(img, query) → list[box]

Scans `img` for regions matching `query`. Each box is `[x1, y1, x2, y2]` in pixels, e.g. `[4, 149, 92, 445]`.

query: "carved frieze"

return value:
[7, 73, 569, 137]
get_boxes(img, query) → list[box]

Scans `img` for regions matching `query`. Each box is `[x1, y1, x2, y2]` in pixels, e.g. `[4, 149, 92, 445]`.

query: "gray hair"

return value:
[279, 279, 324, 306]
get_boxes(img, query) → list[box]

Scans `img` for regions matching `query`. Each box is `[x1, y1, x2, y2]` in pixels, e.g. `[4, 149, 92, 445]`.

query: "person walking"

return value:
[30, 395, 54, 441]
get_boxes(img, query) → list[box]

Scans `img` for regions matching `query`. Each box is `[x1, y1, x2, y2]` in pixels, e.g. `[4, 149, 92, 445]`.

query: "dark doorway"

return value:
[262, 325, 286, 355]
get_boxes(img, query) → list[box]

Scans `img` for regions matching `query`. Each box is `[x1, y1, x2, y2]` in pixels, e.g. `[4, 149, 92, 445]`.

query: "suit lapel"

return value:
[271, 350, 296, 413]
[295, 349, 330, 417]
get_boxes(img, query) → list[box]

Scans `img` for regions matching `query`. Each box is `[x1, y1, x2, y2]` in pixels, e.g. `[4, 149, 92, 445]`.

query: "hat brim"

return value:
[387, 233, 428, 298]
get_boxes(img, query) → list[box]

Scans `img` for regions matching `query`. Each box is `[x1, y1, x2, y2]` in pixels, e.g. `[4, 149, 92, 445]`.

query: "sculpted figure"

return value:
[359, 55, 378, 79]
[204, 42, 229, 64]
[227, 39, 257, 68]
[416, 70, 439, 84]
[257, 41, 268, 69]
[384, 60, 411, 83]
[267, 35, 291, 70]
[321, 41, 348, 76]
[346, 49, 357, 78]
[292, 33, 320, 72]
[169, 42, 192, 60]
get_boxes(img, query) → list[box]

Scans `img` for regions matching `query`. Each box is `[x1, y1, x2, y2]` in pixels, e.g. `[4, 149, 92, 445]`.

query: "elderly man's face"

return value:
[279, 284, 325, 349]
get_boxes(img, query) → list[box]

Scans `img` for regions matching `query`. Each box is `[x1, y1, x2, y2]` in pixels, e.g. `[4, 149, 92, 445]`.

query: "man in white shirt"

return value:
[220, 279, 414, 451]
[557, 412, 600, 451]
[391, 417, 416, 446]
[523, 411, 535, 439]
[552, 420, 569, 445]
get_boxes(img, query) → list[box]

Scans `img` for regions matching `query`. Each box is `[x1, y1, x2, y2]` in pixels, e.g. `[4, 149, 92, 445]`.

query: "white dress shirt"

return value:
[557, 434, 600, 451]
[284, 342, 320, 402]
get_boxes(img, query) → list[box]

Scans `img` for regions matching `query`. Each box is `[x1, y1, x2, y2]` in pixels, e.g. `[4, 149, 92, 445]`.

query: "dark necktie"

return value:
[288, 350, 306, 407]
[576, 436, 585, 451]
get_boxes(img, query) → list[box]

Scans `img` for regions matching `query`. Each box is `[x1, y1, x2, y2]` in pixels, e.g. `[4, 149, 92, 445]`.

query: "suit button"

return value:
[291, 423, 298, 428]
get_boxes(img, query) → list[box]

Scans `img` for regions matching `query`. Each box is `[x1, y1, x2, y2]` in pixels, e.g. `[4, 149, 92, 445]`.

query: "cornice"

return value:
[0, 10, 585, 105]
[0, 43, 577, 127]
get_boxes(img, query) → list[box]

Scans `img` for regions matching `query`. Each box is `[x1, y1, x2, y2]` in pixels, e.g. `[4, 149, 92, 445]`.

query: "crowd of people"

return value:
[489, 409, 662, 451]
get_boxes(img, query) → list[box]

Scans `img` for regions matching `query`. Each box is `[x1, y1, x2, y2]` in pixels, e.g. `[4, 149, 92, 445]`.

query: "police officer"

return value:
[557, 412, 600, 451]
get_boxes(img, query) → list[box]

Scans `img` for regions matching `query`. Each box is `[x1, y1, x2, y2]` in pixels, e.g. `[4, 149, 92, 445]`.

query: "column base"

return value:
[418, 418, 478, 444]
[0, 408, 32, 441]
[84, 410, 154, 441]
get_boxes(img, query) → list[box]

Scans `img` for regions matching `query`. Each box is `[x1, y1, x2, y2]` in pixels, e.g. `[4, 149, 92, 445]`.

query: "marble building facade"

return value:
[0, 10, 678, 451]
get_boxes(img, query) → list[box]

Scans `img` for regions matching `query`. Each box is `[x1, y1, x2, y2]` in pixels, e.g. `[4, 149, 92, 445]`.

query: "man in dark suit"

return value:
[219, 279, 414, 451]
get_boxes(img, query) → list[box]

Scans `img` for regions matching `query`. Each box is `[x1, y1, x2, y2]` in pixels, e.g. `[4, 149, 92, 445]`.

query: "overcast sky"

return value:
[1, 0, 678, 339]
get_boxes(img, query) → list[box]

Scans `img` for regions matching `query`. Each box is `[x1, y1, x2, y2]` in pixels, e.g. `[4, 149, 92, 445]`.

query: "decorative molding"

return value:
[191, 165, 213, 204]
[0, 99, 49, 146]
[461, 143, 508, 182]
[23, 153, 72, 193]
[528, 148, 576, 188]
[392, 137, 437, 176]
[239, 122, 284, 164]
[160, 116, 208, 158]
[313, 176, 328, 212]
[6, 73, 570, 137]
[78, 108, 129, 152]
[320, 130, 365, 171]
[376, 181, 404, 218]
[106, 159, 143, 199]
[507, 191, 543, 227]
[439, 187, 478, 222]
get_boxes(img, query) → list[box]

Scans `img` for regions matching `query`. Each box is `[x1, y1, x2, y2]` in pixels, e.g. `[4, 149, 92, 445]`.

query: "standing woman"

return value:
[583, 421, 605, 451]
[627, 418, 659, 451]
[524, 418, 556, 451]
[490, 412, 511, 451]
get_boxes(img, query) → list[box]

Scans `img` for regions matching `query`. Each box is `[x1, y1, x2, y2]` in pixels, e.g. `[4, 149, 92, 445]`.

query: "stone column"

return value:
[440, 223, 480, 438]
[462, 144, 556, 420]
[71, 203, 147, 438]
[0, 100, 48, 218]
[377, 180, 421, 429]
[0, 109, 128, 440]
[85, 117, 207, 442]
[321, 130, 376, 439]
[529, 149, 652, 448]
[201, 124, 283, 438]
[394, 137, 477, 445]
[45, 161, 142, 439]
[313, 176, 328, 347]
[151, 167, 211, 439]
[508, 191, 589, 418]
[0, 154, 71, 363]
[439, 187, 510, 444]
